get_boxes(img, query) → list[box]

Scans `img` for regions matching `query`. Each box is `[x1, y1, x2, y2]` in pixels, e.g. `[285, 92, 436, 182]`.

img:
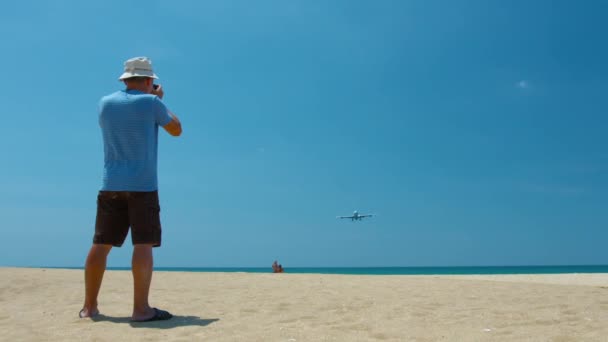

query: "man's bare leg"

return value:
[81, 244, 112, 318]
[131, 244, 156, 321]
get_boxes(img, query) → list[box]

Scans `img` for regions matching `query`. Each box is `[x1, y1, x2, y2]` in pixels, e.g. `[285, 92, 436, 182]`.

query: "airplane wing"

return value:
[359, 214, 374, 218]
[337, 216, 354, 219]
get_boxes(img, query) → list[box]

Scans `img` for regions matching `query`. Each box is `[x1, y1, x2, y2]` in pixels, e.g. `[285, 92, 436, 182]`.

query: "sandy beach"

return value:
[1, 267, 607, 341]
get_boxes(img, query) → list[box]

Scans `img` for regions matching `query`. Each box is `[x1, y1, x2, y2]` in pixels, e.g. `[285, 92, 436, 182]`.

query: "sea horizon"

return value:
[19, 264, 608, 275]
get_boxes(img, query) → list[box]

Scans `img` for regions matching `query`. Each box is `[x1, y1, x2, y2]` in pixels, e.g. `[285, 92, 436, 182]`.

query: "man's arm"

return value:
[163, 110, 182, 136]
[151, 85, 182, 137]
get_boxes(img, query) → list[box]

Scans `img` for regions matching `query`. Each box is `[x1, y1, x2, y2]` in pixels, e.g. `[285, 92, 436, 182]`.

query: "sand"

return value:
[1, 267, 607, 341]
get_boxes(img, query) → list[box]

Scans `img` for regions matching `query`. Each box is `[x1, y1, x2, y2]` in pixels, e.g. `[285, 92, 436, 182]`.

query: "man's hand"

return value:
[151, 84, 164, 99]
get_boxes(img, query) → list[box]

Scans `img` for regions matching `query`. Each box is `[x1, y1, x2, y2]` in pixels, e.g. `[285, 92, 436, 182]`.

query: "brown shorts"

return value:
[94, 191, 162, 247]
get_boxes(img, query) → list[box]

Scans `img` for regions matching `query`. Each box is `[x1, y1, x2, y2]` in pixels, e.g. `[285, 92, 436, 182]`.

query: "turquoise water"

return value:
[78, 265, 608, 275]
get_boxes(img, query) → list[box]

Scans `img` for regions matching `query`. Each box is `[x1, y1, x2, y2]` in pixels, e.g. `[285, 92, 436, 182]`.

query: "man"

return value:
[79, 57, 182, 322]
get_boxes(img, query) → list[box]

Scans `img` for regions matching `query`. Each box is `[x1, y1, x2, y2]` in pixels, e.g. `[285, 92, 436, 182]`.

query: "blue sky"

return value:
[1, 0, 606, 268]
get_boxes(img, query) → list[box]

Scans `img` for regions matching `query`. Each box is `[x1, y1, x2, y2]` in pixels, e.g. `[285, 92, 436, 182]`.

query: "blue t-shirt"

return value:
[98, 90, 173, 191]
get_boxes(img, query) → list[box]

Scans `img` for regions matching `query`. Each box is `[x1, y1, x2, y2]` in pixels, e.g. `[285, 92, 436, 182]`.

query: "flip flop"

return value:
[132, 308, 173, 322]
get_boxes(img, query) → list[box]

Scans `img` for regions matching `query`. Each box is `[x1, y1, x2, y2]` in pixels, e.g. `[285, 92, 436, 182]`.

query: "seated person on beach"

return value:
[272, 261, 284, 273]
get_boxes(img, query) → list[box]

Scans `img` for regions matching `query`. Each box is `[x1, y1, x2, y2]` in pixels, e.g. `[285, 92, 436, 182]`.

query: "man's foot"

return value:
[131, 308, 173, 322]
[79, 307, 99, 318]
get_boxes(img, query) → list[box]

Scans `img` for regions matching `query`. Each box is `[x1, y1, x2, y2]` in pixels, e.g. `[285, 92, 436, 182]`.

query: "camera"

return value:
[152, 84, 159, 90]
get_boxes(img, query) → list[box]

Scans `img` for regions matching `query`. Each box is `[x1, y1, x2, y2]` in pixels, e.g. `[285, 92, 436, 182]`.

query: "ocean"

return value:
[58, 265, 608, 275]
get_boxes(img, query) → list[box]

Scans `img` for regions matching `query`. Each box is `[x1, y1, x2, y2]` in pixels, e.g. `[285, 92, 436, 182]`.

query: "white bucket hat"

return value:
[118, 57, 159, 80]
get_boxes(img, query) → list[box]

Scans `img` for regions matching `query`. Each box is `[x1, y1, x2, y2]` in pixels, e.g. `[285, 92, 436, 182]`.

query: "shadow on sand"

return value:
[91, 314, 219, 329]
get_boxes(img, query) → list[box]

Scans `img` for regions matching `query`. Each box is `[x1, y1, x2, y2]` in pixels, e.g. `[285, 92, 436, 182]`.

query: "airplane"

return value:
[337, 210, 374, 221]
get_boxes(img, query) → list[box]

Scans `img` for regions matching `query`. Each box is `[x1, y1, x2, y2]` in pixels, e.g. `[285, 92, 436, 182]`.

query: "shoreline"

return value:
[7, 264, 608, 276]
